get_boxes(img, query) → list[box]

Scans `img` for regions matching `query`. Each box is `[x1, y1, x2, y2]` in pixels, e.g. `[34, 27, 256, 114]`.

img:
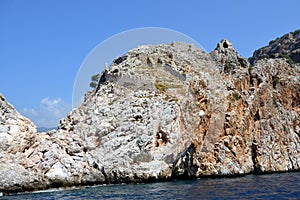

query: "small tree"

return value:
[89, 74, 99, 88]
[90, 63, 109, 89]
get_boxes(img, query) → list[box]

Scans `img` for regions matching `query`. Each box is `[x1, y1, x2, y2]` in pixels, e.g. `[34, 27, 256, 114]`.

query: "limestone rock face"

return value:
[0, 34, 300, 194]
[59, 42, 217, 182]
[0, 94, 36, 153]
[0, 94, 38, 192]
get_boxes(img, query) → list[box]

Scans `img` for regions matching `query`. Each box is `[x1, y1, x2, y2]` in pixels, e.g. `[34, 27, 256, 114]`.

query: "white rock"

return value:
[45, 162, 68, 180]
[199, 110, 206, 118]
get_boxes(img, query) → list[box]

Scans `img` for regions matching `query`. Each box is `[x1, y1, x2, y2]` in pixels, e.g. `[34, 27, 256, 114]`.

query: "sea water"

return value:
[1, 172, 300, 199]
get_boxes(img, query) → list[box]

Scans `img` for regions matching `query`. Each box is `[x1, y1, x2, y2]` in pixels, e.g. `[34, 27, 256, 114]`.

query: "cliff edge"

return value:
[0, 33, 299, 195]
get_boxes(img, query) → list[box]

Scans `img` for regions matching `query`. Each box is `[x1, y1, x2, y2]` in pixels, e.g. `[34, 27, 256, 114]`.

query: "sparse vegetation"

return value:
[155, 83, 183, 92]
[272, 76, 280, 88]
[289, 43, 300, 51]
[283, 125, 287, 132]
[248, 65, 253, 74]
[163, 95, 179, 102]
[279, 54, 294, 65]
[155, 83, 167, 92]
[272, 97, 277, 107]
[90, 74, 100, 88]
[269, 54, 294, 65]
[292, 29, 300, 36]
[224, 59, 235, 72]
[269, 37, 280, 45]
[233, 91, 240, 101]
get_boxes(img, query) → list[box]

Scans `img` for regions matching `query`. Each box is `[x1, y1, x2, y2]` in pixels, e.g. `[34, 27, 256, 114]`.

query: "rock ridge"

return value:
[0, 33, 299, 195]
[249, 29, 300, 64]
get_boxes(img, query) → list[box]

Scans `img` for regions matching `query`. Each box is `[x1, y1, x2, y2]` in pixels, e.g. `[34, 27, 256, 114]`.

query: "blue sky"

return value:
[1, 0, 299, 127]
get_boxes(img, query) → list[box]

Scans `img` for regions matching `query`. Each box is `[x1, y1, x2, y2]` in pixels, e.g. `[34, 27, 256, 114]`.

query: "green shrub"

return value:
[163, 95, 178, 102]
[248, 65, 253, 74]
[233, 91, 240, 101]
[268, 54, 294, 65]
[278, 54, 294, 65]
[155, 83, 183, 93]
[224, 59, 234, 72]
[272, 97, 277, 106]
[155, 83, 167, 92]
[90, 74, 100, 88]
[292, 29, 300, 35]
[269, 37, 279, 45]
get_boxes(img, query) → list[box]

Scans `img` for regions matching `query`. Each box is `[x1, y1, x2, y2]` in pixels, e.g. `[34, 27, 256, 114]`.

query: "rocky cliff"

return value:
[0, 34, 300, 194]
[249, 29, 300, 64]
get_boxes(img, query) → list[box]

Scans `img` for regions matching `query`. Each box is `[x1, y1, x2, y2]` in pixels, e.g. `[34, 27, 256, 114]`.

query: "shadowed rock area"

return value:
[0, 33, 300, 195]
[249, 29, 300, 64]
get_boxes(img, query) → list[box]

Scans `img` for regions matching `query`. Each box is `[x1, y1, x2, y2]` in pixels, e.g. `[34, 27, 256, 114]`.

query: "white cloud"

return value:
[21, 97, 72, 128]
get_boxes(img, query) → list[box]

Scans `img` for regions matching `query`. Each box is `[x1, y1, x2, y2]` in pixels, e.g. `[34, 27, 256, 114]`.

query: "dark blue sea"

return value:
[1, 172, 300, 199]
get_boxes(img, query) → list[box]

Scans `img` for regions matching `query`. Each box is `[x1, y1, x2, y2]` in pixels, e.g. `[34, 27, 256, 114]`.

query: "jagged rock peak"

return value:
[210, 39, 249, 74]
[0, 93, 36, 152]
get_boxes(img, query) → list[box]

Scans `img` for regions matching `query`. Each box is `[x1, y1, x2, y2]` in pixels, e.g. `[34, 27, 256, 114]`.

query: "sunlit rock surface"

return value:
[0, 34, 299, 194]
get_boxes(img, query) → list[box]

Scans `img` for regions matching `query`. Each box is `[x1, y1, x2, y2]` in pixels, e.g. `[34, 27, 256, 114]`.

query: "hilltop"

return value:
[249, 29, 300, 64]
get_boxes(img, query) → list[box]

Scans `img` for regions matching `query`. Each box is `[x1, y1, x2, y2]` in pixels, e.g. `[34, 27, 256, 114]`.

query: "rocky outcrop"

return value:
[0, 94, 36, 153]
[0, 94, 36, 154]
[0, 94, 38, 193]
[249, 29, 300, 64]
[0, 33, 299, 195]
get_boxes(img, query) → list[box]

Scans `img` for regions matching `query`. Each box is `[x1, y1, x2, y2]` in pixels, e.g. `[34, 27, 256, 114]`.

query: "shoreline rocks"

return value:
[0, 33, 299, 195]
